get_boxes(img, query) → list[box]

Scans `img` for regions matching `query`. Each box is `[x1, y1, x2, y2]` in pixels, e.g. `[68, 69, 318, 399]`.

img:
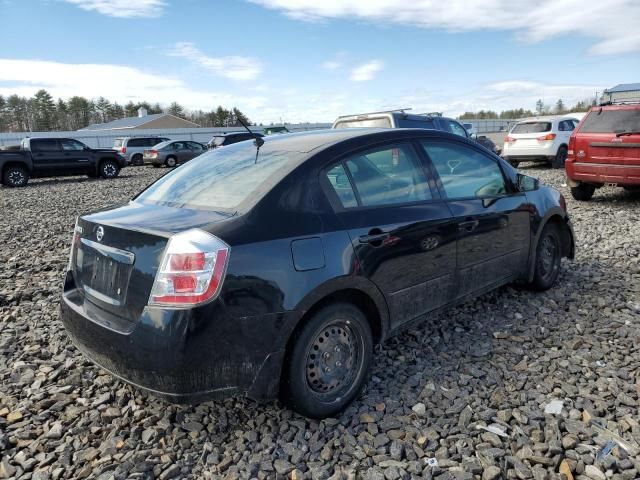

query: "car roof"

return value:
[515, 115, 578, 123]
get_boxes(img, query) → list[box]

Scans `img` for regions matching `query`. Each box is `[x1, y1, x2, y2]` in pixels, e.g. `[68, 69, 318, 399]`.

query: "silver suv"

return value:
[113, 137, 170, 166]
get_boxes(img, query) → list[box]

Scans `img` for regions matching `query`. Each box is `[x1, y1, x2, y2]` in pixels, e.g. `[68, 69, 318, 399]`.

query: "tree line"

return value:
[458, 98, 597, 120]
[0, 89, 253, 132]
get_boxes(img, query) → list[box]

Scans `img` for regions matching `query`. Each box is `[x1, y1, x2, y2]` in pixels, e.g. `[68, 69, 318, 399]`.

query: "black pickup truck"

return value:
[0, 137, 127, 187]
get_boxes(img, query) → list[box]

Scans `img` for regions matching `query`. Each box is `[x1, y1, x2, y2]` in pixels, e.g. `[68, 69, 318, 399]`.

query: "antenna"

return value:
[236, 117, 264, 148]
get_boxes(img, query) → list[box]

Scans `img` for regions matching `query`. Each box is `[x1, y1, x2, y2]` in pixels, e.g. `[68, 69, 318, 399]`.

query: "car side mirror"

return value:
[517, 173, 539, 192]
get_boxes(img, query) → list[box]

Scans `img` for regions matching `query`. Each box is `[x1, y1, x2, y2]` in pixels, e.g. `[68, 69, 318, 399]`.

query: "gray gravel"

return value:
[1, 164, 639, 480]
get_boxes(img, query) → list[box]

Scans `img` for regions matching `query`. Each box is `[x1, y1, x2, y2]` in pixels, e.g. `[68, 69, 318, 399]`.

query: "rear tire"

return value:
[282, 302, 373, 419]
[570, 183, 595, 201]
[165, 156, 177, 168]
[529, 224, 561, 291]
[132, 154, 143, 166]
[100, 160, 120, 179]
[552, 146, 567, 169]
[506, 157, 519, 168]
[2, 165, 29, 187]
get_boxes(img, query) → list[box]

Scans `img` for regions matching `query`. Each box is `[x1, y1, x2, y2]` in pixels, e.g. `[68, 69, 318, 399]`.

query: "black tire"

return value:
[552, 146, 567, 169]
[132, 154, 143, 166]
[282, 303, 373, 418]
[2, 165, 29, 187]
[100, 160, 120, 179]
[506, 157, 519, 168]
[570, 183, 595, 201]
[165, 156, 177, 168]
[623, 186, 640, 197]
[529, 224, 561, 291]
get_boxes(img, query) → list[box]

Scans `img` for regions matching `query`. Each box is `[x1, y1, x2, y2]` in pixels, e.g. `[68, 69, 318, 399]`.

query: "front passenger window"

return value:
[421, 141, 507, 198]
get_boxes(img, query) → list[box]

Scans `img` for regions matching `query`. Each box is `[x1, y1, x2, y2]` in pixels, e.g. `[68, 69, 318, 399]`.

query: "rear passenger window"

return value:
[421, 141, 507, 198]
[558, 120, 575, 132]
[325, 164, 358, 208]
[344, 144, 432, 206]
[32, 140, 60, 152]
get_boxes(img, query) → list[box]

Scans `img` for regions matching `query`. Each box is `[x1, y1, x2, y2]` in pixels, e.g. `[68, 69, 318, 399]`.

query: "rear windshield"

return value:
[135, 142, 306, 211]
[152, 141, 171, 149]
[511, 122, 551, 134]
[580, 109, 640, 133]
[334, 117, 392, 129]
[211, 136, 226, 146]
[113, 139, 123, 148]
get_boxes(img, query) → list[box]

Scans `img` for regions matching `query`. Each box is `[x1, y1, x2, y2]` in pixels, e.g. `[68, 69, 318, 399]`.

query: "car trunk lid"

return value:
[70, 202, 233, 322]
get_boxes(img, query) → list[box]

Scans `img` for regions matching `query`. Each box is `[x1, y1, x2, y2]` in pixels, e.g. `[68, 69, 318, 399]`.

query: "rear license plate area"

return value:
[79, 244, 133, 306]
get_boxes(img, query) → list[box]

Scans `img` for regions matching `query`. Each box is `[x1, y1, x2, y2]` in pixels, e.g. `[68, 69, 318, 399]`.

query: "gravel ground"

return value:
[1, 164, 639, 480]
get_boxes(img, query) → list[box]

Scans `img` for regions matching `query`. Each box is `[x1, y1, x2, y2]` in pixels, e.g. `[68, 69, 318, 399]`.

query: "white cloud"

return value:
[168, 42, 262, 81]
[350, 60, 384, 82]
[249, 0, 640, 54]
[62, 0, 166, 18]
[0, 58, 267, 112]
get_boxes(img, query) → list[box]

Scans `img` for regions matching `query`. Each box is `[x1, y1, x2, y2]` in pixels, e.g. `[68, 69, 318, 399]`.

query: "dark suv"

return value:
[333, 110, 470, 137]
[207, 132, 265, 149]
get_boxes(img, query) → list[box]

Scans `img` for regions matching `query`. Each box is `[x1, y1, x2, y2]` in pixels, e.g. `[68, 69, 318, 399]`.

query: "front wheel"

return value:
[3, 165, 29, 187]
[282, 303, 373, 419]
[529, 224, 561, 291]
[100, 160, 120, 179]
[552, 147, 567, 169]
[570, 183, 595, 201]
[165, 156, 177, 168]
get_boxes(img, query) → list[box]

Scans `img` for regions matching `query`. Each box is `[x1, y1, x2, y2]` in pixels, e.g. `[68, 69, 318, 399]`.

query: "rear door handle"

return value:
[458, 220, 479, 232]
[359, 232, 390, 244]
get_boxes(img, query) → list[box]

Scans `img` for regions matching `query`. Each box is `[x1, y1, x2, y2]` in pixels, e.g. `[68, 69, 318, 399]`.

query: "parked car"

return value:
[113, 136, 170, 166]
[0, 137, 126, 187]
[502, 116, 579, 169]
[61, 128, 574, 418]
[333, 110, 471, 138]
[566, 103, 640, 200]
[143, 140, 206, 167]
[206, 132, 264, 149]
[333, 110, 500, 154]
[462, 122, 476, 136]
[263, 126, 290, 135]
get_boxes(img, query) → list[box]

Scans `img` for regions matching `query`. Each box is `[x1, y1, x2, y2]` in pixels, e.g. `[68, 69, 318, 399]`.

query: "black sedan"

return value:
[61, 128, 575, 418]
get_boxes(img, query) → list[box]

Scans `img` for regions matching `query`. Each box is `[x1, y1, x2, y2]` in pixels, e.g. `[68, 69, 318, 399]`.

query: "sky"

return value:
[0, 0, 639, 124]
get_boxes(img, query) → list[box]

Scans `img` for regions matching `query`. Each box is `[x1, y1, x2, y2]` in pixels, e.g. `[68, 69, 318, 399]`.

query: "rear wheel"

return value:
[570, 183, 595, 201]
[165, 156, 177, 168]
[552, 146, 567, 169]
[529, 224, 561, 291]
[282, 303, 373, 418]
[3, 165, 29, 187]
[132, 154, 143, 166]
[100, 160, 120, 179]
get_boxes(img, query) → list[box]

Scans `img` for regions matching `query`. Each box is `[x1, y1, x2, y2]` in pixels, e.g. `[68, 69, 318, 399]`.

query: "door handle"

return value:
[359, 232, 390, 244]
[458, 220, 479, 232]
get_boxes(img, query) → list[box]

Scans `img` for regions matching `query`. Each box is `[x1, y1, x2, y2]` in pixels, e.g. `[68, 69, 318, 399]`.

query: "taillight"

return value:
[150, 149, 158, 158]
[505, 136, 516, 143]
[121, 147, 126, 153]
[149, 229, 229, 308]
[567, 135, 576, 161]
[68, 218, 82, 270]
[537, 133, 556, 141]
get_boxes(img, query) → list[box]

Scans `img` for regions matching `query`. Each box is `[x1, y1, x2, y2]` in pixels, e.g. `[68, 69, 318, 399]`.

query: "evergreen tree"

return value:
[32, 89, 57, 131]
[167, 102, 185, 118]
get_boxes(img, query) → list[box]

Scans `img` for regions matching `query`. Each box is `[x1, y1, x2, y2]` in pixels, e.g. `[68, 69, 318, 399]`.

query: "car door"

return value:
[30, 139, 64, 174]
[60, 139, 91, 173]
[186, 141, 205, 161]
[322, 142, 458, 328]
[419, 140, 531, 298]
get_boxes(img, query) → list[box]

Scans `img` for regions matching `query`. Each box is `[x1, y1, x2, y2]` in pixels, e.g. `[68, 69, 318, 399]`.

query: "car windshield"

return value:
[580, 109, 640, 133]
[511, 122, 552, 134]
[212, 136, 227, 146]
[135, 141, 307, 211]
[334, 117, 392, 128]
[113, 139, 123, 148]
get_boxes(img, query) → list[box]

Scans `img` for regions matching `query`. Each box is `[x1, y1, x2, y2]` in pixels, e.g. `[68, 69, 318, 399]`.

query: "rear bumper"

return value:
[566, 161, 640, 185]
[60, 272, 290, 402]
[503, 143, 557, 159]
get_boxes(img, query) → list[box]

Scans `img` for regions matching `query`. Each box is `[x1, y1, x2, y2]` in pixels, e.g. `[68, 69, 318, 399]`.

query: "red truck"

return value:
[566, 103, 640, 200]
